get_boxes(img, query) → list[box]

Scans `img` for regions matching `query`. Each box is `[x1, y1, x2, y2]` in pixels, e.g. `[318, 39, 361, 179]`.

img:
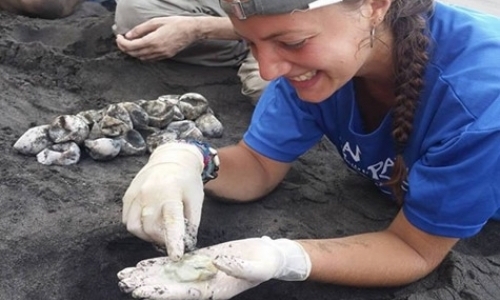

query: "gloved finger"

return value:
[151, 275, 260, 300]
[118, 260, 173, 294]
[210, 279, 260, 300]
[136, 256, 172, 268]
[181, 179, 204, 239]
[117, 267, 137, 280]
[141, 205, 165, 245]
[183, 220, 198, 252]
[133, 284, 209, 300]
[118, 265, 156, 294]
[161, 198, 186, 261]
[122, 179, 139, 224]
[118, 276, 144, 294]
[132, 285, 171, 300]
[152, 221, 197, 253]
[122, 169, 151, 223]
[213, 255, 273, 282]
[125, 199, 155, 243]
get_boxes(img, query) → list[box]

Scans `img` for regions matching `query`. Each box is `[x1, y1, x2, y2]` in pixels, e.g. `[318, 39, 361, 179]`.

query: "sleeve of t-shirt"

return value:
[243, 78, 324, 162]
[404, 128, 500, 238]
[404, 13, 500, 238]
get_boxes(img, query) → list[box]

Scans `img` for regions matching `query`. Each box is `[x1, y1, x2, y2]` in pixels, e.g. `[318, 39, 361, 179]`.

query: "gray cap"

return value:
[220, 0, 342, 20]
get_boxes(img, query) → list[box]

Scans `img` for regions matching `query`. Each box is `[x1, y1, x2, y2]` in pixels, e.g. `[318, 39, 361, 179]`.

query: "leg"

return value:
[237, 52, 268, 105]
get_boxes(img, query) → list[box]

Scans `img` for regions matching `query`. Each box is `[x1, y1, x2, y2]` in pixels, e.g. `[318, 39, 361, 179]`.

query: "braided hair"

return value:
[345, 0, 434, 204]
[385, 0, 433, 204]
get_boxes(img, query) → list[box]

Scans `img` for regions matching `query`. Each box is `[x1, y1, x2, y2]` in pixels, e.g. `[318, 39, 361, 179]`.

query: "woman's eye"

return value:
[282, 39, 307, 49]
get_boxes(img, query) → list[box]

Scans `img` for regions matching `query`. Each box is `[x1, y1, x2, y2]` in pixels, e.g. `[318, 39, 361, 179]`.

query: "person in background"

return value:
[0, 0, 114, 19]
[117, 0, 500, 299]
[113, 0, 268, 105]
[0, 0, 83, 19]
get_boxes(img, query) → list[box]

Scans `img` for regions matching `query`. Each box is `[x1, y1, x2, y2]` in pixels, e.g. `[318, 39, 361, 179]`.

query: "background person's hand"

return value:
[116, 16, 201, 61]
[122, 142, 205, 261]
[118, 236, 312, 300]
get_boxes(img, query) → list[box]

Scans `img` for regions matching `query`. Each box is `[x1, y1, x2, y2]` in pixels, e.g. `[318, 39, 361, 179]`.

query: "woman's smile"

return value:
[287, 70, 320, 90]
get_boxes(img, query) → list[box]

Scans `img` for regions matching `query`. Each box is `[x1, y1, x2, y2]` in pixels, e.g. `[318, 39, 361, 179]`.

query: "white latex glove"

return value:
[122, 142, 205, 261]
[116, 16, 200, 61]
[117, 236, 312, 300]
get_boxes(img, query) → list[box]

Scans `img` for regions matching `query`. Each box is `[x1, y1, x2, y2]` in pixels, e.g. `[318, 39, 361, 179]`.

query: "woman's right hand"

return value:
[122, 142, 205, 261]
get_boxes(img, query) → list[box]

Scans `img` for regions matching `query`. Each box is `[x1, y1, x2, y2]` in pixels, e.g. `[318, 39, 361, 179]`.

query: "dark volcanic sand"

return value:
[1, 3, 499, 300]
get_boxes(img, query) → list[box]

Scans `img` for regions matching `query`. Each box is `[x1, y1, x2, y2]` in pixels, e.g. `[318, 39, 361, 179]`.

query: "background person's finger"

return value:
[116, 37, 151, 53]
[125, 20, 159, 40]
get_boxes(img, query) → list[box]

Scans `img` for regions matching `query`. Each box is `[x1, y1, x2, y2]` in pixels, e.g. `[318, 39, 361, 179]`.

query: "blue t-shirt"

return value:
[243, 2, 500, 238]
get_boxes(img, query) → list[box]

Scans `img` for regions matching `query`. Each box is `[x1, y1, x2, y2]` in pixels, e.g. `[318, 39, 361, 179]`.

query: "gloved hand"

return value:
[117, 236, 312, 300]
[122, 142, 205, 261]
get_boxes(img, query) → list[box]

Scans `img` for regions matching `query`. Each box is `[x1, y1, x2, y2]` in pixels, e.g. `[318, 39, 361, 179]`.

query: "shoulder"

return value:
[425, 3, 500, 121]
[429, 2, 500, 69]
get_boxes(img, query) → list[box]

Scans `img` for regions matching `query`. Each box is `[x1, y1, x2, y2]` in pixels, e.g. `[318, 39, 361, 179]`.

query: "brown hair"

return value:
[385, 0, 433, 204]
[346, 0, 434, 204]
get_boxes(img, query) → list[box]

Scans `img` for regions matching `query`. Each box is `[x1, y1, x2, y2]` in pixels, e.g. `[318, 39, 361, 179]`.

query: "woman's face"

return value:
[231, 2, 390, 102]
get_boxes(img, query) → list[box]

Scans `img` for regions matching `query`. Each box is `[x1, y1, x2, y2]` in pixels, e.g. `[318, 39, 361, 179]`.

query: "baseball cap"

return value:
[220, 0, 343, 19]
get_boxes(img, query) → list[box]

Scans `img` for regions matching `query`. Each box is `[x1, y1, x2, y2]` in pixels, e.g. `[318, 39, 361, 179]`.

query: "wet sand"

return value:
[1, 1, 499, 300]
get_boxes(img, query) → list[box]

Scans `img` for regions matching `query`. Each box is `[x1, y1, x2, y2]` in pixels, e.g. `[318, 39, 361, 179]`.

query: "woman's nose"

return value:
[253, 46, 291, 81]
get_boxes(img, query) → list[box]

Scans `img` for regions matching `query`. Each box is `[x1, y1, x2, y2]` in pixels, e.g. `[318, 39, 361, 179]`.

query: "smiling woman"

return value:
[229, 2, 395, 103]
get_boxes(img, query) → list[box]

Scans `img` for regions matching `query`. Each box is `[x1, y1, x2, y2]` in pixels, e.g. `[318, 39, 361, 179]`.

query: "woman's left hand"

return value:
[117, 236, 311, 299]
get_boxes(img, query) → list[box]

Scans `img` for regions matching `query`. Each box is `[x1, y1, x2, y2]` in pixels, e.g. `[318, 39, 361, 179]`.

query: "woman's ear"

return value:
[360, 0, 391, 24]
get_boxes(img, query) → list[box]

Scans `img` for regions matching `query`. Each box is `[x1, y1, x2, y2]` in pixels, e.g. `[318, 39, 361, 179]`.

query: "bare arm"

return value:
[206, 142, 457, 285]
[116, 15, 240, 61]
[205, 141, 291, 201]
[299, 210, 458, 286]
[193, 16, 240, 40]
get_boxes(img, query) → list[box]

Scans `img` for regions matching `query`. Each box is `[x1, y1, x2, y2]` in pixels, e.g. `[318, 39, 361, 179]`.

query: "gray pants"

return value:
[114, 0, 267, 104]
